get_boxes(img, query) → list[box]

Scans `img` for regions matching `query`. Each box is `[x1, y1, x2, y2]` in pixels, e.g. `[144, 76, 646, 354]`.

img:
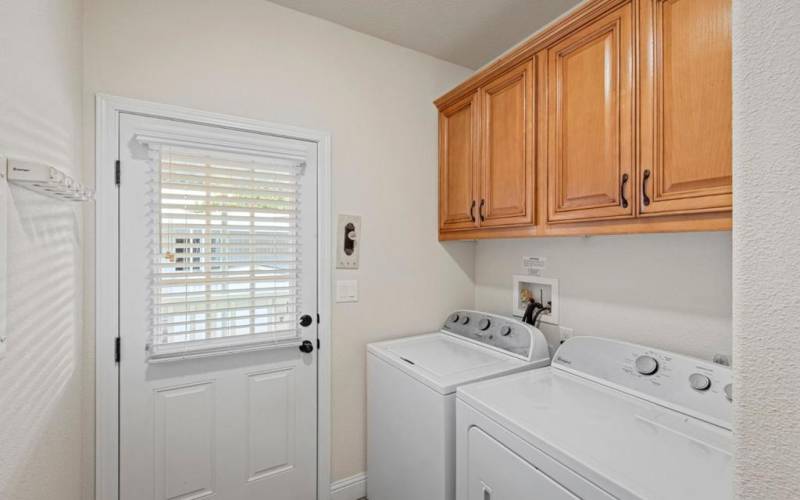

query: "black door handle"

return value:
[299, 314, 313, 327]
[642, 169, 651, 207]
[479, 199, 485, 222]
[470, 200, 476, 222]
[620, 173, 629, 208]
[299, 340, 314, 353]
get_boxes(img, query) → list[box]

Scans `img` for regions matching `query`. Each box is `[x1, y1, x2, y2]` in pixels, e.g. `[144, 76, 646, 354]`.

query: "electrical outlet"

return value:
[559, 326, 574, 343]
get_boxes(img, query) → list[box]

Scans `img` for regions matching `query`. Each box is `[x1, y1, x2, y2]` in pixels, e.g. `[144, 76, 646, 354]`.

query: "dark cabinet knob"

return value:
[299, 314, 313, 327]
[299, 340, 314, 353]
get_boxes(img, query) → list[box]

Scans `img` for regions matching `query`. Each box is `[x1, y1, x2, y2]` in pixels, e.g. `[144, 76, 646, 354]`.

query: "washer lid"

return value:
[457, 368, 733, 500]
[368, 332, 539, 395]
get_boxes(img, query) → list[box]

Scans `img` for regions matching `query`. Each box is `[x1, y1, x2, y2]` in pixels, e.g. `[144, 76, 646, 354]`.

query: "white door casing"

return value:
[119, 113, 317, 500]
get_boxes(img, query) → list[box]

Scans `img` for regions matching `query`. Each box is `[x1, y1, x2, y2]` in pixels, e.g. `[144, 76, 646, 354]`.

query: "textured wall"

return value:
[474, 232, 732, 360]
[732, 1, 800, 497]
[82, 0, 474, 483]
[0, 0, 86, 499]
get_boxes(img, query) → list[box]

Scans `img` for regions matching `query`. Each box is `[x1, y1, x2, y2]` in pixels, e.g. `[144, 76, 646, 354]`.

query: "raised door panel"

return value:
[479, 60, 535, 227]
[547, 2, 635, 223]
[439, 93, 479, 231]
[640, 0, 732, 215]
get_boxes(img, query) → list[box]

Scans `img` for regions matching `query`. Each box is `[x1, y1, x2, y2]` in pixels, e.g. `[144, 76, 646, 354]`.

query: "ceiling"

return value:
[269, 0, 582, 69]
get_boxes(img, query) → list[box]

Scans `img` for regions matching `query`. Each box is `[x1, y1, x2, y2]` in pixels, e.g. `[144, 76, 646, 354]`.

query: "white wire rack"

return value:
[5, 158, 94, 201]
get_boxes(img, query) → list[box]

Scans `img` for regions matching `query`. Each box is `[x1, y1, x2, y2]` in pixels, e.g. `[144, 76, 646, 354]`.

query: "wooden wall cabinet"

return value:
[438, 61, 535, 236]
[439, 92, 479, 231]
[436, 0, 731, 240]
[480, 61, 535, 227]
[639, 0, 732, 215]
[546, 2, 634, 223]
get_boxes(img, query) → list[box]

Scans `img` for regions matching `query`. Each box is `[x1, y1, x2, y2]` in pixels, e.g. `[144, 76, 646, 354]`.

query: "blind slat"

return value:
[161, 175, 298, 192]
[156, 305, 295, 318]
[158, 321, 296, 338]
[158, 311, 296, 328]
[160, 203, 299, 216]
[156, 294, 297, 310]
[162, 182, 298, 198]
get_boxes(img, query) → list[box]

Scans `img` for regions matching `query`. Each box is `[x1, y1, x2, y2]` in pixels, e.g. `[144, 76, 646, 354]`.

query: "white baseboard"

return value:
[330, 472, 366, 500]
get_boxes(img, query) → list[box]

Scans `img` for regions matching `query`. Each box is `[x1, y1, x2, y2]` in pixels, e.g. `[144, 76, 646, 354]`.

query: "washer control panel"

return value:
[553, 336, 732, 429]
[442, 311, 548, 363]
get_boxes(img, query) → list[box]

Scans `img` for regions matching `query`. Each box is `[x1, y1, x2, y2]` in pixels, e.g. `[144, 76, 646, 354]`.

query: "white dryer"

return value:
[367, 310, 550, 500]
[456, 336, 733, 500]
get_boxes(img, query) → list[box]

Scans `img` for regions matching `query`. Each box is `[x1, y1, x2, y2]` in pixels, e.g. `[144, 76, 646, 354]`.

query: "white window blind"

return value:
[148, 146, 305, 359]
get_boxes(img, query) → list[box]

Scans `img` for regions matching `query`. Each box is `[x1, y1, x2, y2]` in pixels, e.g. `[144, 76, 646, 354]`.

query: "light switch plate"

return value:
[336, 215, 361, 269]
[336, 280, 358, 303]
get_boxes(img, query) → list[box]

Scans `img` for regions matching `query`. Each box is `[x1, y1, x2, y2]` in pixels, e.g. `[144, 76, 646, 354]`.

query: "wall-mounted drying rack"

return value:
[5, 158, 94, 201]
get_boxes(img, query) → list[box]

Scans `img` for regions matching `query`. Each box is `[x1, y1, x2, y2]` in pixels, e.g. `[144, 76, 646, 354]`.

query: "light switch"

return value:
[336, 280, 358, 303]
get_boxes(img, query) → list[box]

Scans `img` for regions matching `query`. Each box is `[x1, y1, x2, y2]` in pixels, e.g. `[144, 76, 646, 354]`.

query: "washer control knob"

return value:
[449, 313, 460, 323]
[635, 355, 659, 375]
[478, 318, 491, 331]
[724, 383, 733, 402]
[500, 326, 512, 336]
[689, 373, 712, 391]
[460, 315, 470, 325]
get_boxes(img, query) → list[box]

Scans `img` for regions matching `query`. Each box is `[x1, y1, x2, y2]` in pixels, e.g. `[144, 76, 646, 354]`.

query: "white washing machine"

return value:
[456, 336, 733, 500]
[367, 310, 550, 500]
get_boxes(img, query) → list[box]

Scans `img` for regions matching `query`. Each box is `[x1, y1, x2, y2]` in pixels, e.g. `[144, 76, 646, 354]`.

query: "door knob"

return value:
[299, 314, 313, 327]
[299, 340, 314, 353]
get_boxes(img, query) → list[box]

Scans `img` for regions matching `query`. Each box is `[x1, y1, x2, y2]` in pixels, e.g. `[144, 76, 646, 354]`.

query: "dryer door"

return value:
[468, 427, 577, 500]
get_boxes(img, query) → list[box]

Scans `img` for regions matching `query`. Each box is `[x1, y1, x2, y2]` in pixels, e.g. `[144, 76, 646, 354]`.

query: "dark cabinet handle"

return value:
[299, 340, 314, 353]
[299, 314, 313, 327]
[642, 169, 651, 207]
[479, 199, 485, 222]
[620, 173, 629, 208]
[470, 200, 476, 222]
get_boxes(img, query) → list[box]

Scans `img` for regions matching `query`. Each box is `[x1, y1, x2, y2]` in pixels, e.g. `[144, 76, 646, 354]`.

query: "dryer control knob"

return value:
[689, 373, 711, 391]
[724, 383, 733, 402]
[449, 313, 460, 323]
[500, 326, 512, 336]
[460, 315, 470, 325]
[635, 355, 659, 375]
[478, 318, 491, 331]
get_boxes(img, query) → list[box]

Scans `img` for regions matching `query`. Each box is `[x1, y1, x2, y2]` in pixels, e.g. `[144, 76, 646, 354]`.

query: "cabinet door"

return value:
[439, 92, 479, 231]
[479, 61, 535, 227]
[639, 0, 732, 215]
[546, 2, 634, 223]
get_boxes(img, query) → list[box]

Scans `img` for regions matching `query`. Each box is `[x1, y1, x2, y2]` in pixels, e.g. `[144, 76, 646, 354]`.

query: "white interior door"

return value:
[118, 113, 318, 500]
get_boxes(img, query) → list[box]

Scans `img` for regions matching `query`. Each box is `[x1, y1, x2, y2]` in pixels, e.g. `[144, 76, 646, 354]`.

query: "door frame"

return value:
[94, 94, 333, 500]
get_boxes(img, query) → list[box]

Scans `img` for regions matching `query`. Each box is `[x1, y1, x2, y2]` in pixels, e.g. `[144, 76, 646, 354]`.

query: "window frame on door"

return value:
[94, 94, 333, 500]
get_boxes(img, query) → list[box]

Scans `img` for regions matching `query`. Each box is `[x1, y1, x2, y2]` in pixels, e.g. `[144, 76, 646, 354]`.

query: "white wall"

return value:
[475, 232, 732, 360]
[732, 1, 800, 497]
[82, 0, 474, 483]
[0, 0, 86, 499]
